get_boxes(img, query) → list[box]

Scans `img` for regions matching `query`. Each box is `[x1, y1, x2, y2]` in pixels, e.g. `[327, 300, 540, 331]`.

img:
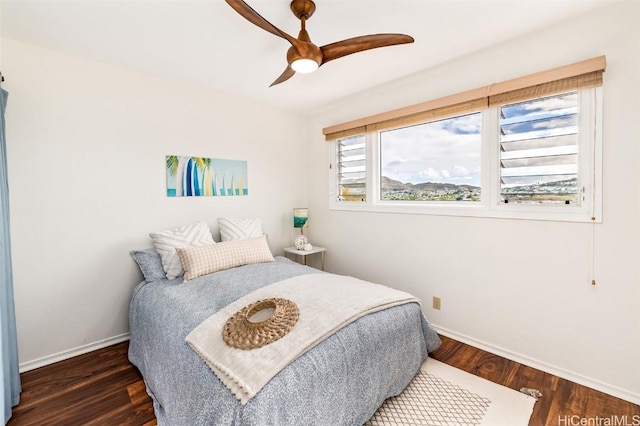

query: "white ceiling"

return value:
[1, 0, 611, 114]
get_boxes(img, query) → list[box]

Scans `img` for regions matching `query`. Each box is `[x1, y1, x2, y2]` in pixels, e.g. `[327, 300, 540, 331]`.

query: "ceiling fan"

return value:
[225, 0, 415, 86]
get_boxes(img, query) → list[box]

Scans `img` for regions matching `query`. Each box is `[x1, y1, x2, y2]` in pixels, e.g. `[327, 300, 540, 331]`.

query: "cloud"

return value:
[419, 168, 444, 180]
[452, 165, 469, 176]
[448, 113, 482, 134]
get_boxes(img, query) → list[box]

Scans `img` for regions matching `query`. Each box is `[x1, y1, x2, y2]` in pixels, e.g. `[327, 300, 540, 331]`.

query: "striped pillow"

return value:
[149, 221, 215, 280]
[177, 235, 274, 282]
[217, 217, 263, 241]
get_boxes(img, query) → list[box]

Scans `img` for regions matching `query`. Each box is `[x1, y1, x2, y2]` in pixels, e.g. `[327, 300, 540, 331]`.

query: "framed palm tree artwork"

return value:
[166, 155, 248, 197]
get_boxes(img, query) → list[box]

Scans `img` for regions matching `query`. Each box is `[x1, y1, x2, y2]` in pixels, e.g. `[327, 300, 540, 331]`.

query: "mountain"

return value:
[381, 176, 479, 192]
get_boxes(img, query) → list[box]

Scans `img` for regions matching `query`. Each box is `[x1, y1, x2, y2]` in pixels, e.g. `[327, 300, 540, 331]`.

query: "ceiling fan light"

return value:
[291, 58, 319, 73]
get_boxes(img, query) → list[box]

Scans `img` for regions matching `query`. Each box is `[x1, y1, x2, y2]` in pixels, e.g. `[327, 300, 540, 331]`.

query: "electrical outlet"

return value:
[433, 296, 441, 310]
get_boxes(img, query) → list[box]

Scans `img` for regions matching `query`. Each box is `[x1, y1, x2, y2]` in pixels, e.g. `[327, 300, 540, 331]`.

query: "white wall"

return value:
[307, 2, 640, 403]
[1, 38, 308, 369]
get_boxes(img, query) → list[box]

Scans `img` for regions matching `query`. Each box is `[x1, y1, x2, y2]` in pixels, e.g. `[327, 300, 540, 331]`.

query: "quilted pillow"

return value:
[149, 221, 215, 279]
[176, 235, 274, 282]
[130, 248, 166, 282]
[217, 217, 263, 242]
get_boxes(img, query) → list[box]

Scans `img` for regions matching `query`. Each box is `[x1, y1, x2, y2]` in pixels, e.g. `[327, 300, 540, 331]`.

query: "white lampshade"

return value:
[291, 58, 319, 74]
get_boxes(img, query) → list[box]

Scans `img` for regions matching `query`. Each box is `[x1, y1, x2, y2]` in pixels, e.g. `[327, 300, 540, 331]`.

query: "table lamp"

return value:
[293, 208, 311, 250]
[293, 208, 308, 235]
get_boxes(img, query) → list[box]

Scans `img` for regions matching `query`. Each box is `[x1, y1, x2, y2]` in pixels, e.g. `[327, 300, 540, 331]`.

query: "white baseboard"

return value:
[433, 325, 640, 406]
[19, 333, 130, 373]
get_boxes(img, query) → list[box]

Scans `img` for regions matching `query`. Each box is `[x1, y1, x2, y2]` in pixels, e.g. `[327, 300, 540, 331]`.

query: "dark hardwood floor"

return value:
[7, 335, 639, 425]
[431, 336, 640, 425]
[8, 342, 156, 426]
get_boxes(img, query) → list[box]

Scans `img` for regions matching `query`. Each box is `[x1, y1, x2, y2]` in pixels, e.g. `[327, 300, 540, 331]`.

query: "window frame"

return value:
[329, 86, 602, 223]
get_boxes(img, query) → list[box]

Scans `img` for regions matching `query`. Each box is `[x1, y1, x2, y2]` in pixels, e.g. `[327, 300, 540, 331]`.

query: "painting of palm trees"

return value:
[166, 155, 248, 197]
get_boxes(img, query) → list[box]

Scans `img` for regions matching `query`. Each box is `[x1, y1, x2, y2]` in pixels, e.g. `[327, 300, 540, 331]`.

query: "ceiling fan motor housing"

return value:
[287, 44, 321, 72]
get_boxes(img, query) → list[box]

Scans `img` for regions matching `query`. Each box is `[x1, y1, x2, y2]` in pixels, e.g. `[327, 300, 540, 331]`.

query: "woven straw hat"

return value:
[223, 298, 299, 350]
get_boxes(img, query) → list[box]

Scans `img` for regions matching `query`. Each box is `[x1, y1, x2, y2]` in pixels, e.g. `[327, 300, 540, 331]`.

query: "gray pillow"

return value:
[130, 248, 167, 282]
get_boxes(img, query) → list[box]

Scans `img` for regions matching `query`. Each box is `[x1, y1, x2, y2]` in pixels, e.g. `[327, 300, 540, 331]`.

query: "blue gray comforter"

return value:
[128, 256, 441, 425]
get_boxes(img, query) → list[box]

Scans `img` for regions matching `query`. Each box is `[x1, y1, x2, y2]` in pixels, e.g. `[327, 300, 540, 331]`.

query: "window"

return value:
[380, 113, 482, 202]
[337, 135, 366, 201]
[499, 92, 579, 205]
[326, 56, 604, 222]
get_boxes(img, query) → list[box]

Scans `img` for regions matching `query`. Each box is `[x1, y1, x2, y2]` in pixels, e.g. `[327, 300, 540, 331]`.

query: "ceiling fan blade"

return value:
[320, 34, 414, 65]
[270, 66, 296, 87]
[225, 0, 300, 47]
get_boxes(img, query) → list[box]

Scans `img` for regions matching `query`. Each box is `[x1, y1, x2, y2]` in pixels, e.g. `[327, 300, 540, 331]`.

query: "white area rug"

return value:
[366, 357, 536, 426]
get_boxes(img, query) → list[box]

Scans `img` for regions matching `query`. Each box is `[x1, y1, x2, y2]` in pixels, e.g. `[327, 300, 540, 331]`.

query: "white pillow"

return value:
[177, 235, 274, 282]
[217, 217, 263, 241]
[149, 221, 214, 279]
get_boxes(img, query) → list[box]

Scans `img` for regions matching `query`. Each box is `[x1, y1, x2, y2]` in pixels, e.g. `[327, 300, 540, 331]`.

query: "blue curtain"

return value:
[0, 79, 21, 424]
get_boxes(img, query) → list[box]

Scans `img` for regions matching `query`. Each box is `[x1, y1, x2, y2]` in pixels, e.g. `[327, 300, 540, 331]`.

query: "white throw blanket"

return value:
[185, 273, 420, 404]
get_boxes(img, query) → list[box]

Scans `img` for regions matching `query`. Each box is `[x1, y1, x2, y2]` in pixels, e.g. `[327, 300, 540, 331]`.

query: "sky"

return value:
[380, 112, 482, 186]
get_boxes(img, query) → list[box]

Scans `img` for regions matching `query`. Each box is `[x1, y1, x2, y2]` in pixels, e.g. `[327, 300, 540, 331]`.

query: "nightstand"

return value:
[283, 246, 326, 271]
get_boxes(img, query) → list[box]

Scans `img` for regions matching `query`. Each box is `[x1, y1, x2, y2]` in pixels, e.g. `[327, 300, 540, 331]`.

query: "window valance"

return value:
[323, 55, 605, 141]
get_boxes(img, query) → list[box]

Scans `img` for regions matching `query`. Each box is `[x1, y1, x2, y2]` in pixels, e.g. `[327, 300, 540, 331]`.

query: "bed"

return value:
[129, 248, 441, 425]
